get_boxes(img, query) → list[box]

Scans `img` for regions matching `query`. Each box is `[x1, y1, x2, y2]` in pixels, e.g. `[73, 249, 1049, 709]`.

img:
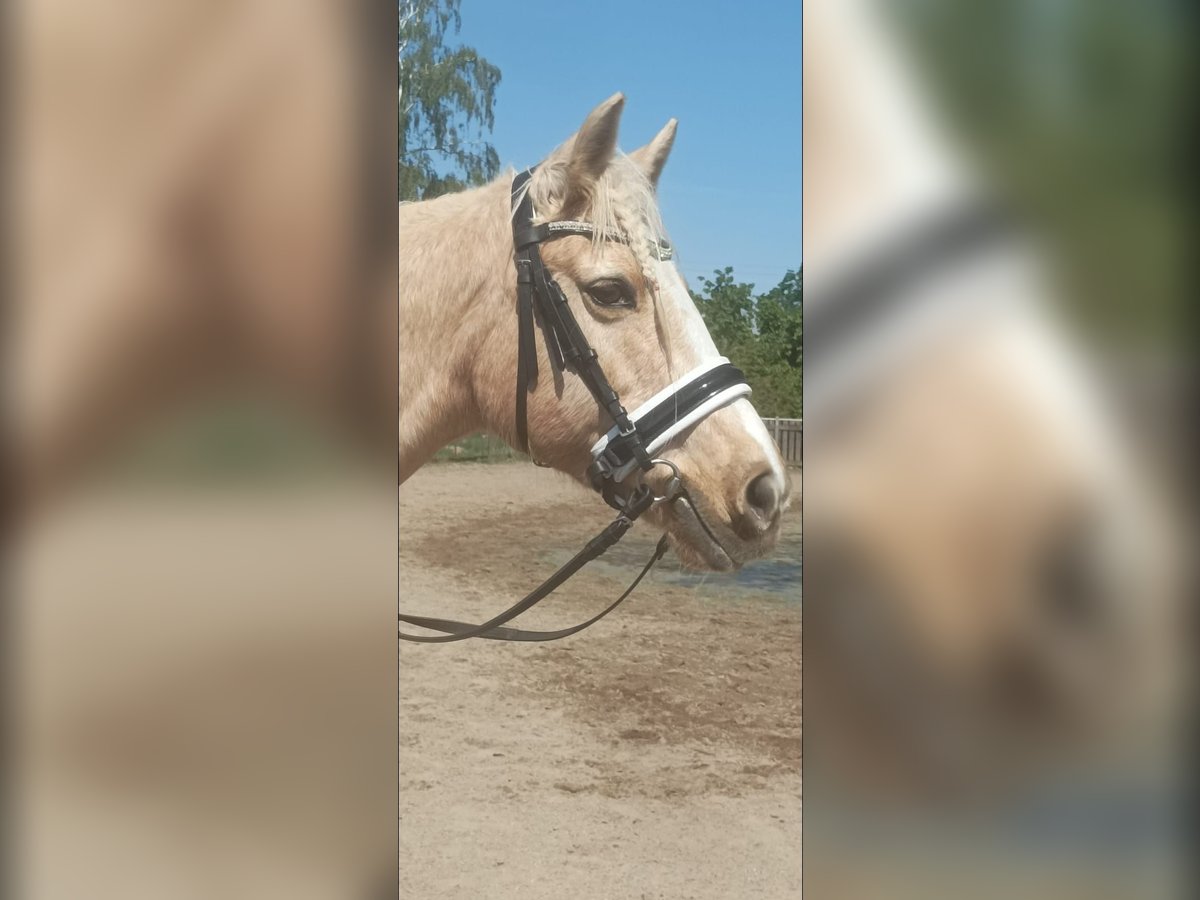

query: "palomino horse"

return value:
[398, 94, 790, 575]
[804, 0, 1179, 796]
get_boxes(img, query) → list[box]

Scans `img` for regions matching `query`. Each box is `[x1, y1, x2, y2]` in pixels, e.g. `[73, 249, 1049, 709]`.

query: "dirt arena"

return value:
[400, 463, 803, 898]
[16, 458, 798, 897]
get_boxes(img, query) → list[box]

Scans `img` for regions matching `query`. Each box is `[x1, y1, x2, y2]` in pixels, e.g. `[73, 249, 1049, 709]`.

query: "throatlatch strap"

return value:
[514, 261, 538, 454]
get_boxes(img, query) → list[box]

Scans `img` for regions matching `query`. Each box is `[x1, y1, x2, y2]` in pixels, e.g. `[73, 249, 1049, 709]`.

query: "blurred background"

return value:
[9, 1, 396, 897]
[6, 0, 1194, 896]
[804, 0, 1192, 897]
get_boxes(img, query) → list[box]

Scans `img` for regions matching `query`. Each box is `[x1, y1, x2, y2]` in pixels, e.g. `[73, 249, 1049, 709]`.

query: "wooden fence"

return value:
[435, 417, 802, 466]
[762, 417, 802, 466]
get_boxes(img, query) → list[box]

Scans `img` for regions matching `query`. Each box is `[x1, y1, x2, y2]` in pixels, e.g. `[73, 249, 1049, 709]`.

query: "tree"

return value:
[398, 0, 501, 200]
[691, 267, 755, 351]
[756, 269, 802, 370]
[888, 1, 1182, 346]
[691, 268, 803, 418]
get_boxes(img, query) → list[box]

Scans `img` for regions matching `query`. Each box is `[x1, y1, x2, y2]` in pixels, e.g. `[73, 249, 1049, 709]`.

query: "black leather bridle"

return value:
[398, 169, 751, 643]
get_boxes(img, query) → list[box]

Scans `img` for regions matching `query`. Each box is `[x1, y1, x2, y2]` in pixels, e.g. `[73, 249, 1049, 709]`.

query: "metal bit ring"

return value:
[638, 457, 683, 504]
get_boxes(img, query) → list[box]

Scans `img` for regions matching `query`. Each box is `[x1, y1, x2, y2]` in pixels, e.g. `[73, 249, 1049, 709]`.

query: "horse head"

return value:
[400, 94, 791, 572]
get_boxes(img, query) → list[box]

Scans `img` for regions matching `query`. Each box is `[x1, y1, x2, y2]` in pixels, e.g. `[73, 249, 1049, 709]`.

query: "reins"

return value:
[397, 488, 668, 642]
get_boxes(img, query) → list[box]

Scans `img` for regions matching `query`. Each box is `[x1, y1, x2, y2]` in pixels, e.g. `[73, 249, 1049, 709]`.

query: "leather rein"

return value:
[398, 170, 750, 643]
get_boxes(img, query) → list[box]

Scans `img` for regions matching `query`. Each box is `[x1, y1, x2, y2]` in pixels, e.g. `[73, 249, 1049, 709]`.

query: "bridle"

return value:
[398, 169, 751, 643]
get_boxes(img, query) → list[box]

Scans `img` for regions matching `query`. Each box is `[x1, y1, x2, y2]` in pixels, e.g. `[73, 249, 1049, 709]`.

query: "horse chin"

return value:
[660, 494, 745, 573]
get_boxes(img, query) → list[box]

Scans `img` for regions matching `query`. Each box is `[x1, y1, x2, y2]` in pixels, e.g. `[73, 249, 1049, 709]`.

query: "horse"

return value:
[398, 94, 790, 575]
[803, 0, 1180, 797]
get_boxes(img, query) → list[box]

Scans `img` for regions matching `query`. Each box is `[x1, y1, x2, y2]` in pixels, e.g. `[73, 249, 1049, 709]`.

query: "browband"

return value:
[515, 220, 674, 260]
[515, 220, 619, 249]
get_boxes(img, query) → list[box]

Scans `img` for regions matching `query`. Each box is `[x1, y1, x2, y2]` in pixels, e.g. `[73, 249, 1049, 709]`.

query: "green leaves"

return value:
[691, 268, 803, 418]
[692, 268, 755, 349]
[398, 0, 501, 200]
[890, 1, 1183, 346]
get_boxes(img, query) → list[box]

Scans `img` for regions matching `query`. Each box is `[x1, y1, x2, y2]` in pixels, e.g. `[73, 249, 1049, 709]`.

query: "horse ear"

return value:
[630, 119, 677, 188]
[556, 93, 624, 216]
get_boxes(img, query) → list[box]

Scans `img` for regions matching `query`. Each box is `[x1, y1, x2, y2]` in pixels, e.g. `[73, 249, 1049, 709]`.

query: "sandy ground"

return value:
[13, 461, 799, 898]
[399, 463, 802, 899]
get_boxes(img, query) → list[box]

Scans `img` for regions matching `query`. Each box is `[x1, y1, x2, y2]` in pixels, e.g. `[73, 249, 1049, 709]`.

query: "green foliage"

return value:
[691, 268, 803, 418]
[888, 1, 1184, 347]
[433, 433, 524, 463]
[398, 0, 501, 200]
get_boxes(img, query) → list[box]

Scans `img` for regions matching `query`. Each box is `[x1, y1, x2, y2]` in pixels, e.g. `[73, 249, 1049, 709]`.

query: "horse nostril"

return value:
[1038, 515, 1111, 630]
[744, 471, 782, 528]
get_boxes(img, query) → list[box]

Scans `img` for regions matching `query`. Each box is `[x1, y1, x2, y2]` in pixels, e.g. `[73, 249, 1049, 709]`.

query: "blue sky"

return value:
[456, 0, 803, 292]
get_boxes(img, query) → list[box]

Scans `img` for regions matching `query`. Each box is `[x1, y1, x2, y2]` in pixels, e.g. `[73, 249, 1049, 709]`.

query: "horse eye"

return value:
[585, 280, 634, 308]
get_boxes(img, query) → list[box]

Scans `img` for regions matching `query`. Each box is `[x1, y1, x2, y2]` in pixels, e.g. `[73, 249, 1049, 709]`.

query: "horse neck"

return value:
[398, 178, 513, 479]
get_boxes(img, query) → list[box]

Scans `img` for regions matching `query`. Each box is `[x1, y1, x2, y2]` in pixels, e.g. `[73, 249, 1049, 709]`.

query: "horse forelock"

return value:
[516, 154, 669, 284]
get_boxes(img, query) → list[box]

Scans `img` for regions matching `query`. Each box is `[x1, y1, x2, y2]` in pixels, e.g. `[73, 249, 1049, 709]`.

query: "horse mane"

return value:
[513, 153, 669, 279]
